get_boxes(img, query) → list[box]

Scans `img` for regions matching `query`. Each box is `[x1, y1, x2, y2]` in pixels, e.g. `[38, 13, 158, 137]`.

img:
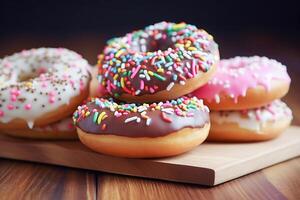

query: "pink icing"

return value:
[24, 104, 32, 110]
[192, 56, 291, 103]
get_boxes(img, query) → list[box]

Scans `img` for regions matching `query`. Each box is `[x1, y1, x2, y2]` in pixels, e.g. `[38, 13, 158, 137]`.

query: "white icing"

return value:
[27, 121, 34, 129]
[0, 48, 91, 128]
[211, 100, 292, 132]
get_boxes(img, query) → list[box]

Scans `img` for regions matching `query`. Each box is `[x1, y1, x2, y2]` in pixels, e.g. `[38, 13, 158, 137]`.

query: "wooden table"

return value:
[0, 34, 299, 200]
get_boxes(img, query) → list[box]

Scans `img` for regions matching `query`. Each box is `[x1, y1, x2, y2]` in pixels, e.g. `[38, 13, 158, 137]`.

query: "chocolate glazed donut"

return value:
[73, 96, 211, 158]
[98, 21, 219, 103]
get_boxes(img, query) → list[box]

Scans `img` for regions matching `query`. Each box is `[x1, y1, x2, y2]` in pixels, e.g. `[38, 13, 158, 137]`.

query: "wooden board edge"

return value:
[213, 140, 300, 185]
[0, 139, 216, 186]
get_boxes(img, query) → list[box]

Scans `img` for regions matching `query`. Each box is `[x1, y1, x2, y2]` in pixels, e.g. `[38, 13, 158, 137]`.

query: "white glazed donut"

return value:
[0, 48, 91, 130]
[2, 117, 77, 139]
[208, 100, 292, 142]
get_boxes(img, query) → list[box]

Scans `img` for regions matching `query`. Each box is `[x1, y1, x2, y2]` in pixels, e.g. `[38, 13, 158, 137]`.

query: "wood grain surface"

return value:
[0, 160, 96, 200]
[0, 126, 299, 187]
[0, 34, 299, 199]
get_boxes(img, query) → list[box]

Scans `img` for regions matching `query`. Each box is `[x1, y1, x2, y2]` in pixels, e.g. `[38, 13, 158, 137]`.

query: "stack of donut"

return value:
[0, 22, 293, 158]
[74, 22, 220, 157]
[0, 48, 91, 139]
[192, 56, 292, 142]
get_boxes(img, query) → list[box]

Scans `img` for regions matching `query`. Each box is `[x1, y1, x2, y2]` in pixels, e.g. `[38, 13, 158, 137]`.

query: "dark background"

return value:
[0, 0, 299, 64]
[1, 0, 300, 37]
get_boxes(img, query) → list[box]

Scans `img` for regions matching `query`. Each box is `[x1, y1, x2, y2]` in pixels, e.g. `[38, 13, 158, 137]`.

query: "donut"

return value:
[191, 56, 291, 110]
[208, 100, 292, 142]
[2, 117, 77, 140]
[99, 21, 219, 103]
[73, 96, 210, 158]
[0, 48, 91, 130]
[89, 66, 107, 97]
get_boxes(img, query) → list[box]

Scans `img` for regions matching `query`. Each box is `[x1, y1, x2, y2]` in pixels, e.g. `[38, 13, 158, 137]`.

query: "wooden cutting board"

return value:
[0, 126, 299, 186]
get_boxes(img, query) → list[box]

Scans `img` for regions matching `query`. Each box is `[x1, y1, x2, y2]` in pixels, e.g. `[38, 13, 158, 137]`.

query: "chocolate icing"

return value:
[99, 22, 219, 97]
[74, 97, 210, 138]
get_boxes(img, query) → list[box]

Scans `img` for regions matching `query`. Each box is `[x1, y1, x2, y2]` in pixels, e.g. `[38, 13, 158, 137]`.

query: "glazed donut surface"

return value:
[99, 21, 219, 102]
[0, 48, 91, 129]
[73, 96, 210, 137]
[208, 100, 292, 142]
[192, 56, 291, 110]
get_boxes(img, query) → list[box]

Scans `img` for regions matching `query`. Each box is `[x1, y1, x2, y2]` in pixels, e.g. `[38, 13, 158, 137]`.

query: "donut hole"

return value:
[18, 67, 48, 82]
[135, 36, 174, 53]
[147, 37, 173, 52]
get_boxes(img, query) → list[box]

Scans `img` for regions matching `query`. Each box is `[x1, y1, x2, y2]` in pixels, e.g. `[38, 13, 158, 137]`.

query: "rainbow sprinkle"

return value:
[73, 96, 209, 127]
[98, 22, 218, 98]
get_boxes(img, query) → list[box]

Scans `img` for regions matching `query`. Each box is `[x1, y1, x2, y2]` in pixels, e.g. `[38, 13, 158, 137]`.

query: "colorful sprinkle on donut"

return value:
[211, 100, 292, 132]
[98, 21, 219, 98]
[73, 96, 210, 137]
[0, 48, 91, 128]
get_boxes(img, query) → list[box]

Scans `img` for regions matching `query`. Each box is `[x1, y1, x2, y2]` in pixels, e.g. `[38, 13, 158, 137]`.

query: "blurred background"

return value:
[1, 0, 300, 121]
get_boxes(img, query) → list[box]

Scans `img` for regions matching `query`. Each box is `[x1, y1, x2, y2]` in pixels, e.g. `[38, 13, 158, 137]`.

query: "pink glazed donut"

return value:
[192, 56, 291, 110]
